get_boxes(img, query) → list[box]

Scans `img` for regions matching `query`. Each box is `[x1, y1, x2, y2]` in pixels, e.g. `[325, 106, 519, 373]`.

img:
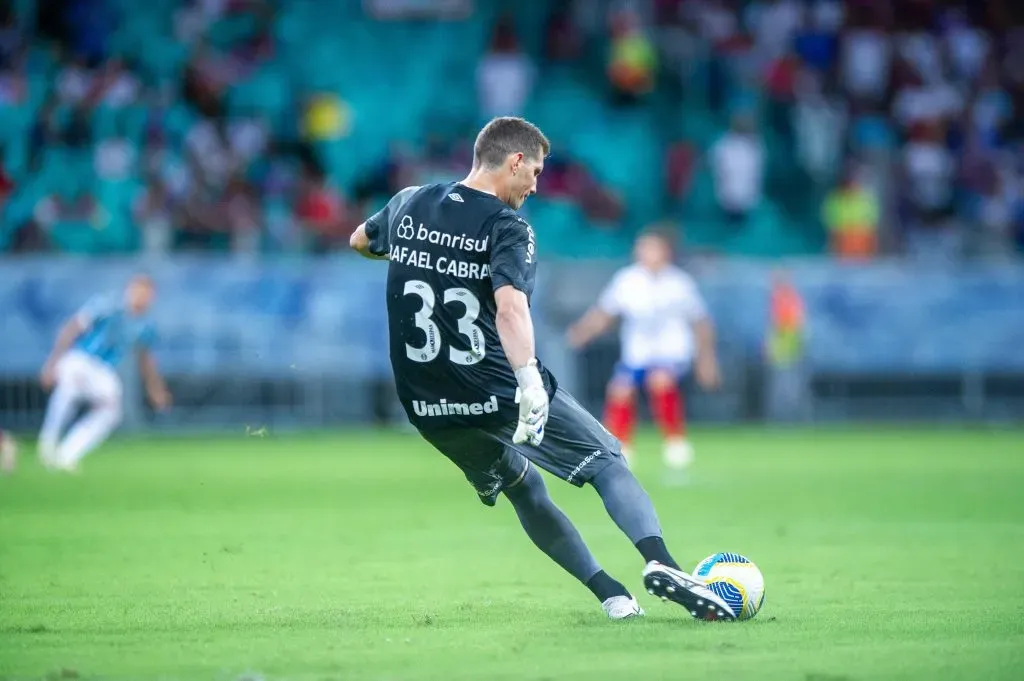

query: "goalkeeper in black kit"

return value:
[349, 116, 735, 621]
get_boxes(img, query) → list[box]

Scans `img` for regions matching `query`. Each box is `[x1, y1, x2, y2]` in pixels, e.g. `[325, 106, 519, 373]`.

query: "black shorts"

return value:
[419, 387, 624, 506]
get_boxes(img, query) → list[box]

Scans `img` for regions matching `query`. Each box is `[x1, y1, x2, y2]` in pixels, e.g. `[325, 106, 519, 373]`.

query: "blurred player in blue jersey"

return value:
[37, 274, 171, 472]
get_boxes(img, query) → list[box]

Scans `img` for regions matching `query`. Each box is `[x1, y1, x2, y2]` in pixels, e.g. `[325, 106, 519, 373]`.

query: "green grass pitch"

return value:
[2, 427, 1023, 681]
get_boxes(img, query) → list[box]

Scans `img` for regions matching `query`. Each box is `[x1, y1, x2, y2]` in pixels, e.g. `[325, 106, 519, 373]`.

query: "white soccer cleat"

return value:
[37, 442, 58, 471]
[602, 595, 644, 620]
[642, 561, 737, 621]
[52, 460, 81, 474]
[662, 438, 694, 470]
[40, 447, 79, 474]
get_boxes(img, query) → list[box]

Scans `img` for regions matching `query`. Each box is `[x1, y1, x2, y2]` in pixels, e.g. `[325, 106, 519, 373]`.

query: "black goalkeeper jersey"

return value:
[364, 182, 557, 431]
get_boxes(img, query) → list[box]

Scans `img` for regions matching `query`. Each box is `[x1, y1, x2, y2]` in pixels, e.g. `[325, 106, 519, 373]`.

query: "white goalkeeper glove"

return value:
[512, 359, 549, 447]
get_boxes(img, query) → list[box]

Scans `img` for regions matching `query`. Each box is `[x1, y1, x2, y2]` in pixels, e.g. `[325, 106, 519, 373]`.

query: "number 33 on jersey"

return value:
[403, 280, 485, 366]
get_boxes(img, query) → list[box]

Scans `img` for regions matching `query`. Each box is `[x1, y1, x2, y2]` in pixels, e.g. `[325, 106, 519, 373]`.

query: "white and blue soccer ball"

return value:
[694, 552, 765, 621]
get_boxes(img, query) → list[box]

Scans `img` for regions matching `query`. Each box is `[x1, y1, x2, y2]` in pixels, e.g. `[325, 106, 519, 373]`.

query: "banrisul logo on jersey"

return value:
[412, 396, 499, 417]
[395, 215, 488, 251]
[396, 216, 416, 240]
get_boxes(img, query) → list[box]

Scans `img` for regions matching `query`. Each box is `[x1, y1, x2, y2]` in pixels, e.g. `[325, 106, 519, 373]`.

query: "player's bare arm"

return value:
[40, 316, 86, 389]
[693, 317, 721, 390]
[495, 285, 536, 370]
[566, 307, 617, 349]
[349, 223, 389, 260]
[138, 349, 172, 410]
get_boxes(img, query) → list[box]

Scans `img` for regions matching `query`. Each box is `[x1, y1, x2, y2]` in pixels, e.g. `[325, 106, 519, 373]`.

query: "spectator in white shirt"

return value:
[186, 117, 234, 188]
[890, 59, 963, 129]
[228, 112, 269, 165]
[96, 58, 140, 109]
[94, 132, 136, 181]
[133, 177, 174, 255]
[792, 68, 847, 185]
[943, 8, 989, 83]
[840, 10, 891, 104]
[710, 113, 765, 223]
[56, 55, 93, 106]
[747, 0, 803, 63]
[477, 17, 535, 118]
[901, 121, 959, 260]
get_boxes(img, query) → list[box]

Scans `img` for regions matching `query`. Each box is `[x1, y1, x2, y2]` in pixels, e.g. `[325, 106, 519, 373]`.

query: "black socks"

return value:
[636, 536, 680, 570]
[585, 570, 631, 601]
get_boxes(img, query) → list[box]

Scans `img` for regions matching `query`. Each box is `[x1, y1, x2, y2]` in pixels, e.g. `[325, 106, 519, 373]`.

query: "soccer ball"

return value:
[694, 552, 765, 621]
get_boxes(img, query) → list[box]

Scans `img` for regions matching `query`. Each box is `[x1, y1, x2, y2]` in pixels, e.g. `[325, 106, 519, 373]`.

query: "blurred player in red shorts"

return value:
[567, 228, 720, 469]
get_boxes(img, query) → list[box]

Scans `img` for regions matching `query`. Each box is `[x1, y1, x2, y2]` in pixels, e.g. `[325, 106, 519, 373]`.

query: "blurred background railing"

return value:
[3, 256, 1022, 432]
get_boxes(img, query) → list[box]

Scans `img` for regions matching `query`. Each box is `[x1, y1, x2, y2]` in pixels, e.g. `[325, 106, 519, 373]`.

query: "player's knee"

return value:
[645, 369, 675, 393]
[587, 455, 634, 491]
[606, 380, 636, 403]
[504, 465, 549, 507]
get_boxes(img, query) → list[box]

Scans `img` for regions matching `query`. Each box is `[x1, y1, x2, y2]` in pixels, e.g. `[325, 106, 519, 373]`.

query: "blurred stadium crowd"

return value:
[0, 0, 1023, 260]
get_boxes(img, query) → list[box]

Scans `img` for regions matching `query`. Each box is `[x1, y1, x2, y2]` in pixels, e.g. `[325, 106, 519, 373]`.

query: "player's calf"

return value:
[645, 371, 693, 470]
[504, 465, 637, 616]
[590, 460, 675, 559]
[646, 373, 685, 436]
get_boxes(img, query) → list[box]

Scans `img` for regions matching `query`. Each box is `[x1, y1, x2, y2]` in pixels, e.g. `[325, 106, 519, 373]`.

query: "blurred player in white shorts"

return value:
[37, 275, 171, 472]
[567, 228, 720, 469]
